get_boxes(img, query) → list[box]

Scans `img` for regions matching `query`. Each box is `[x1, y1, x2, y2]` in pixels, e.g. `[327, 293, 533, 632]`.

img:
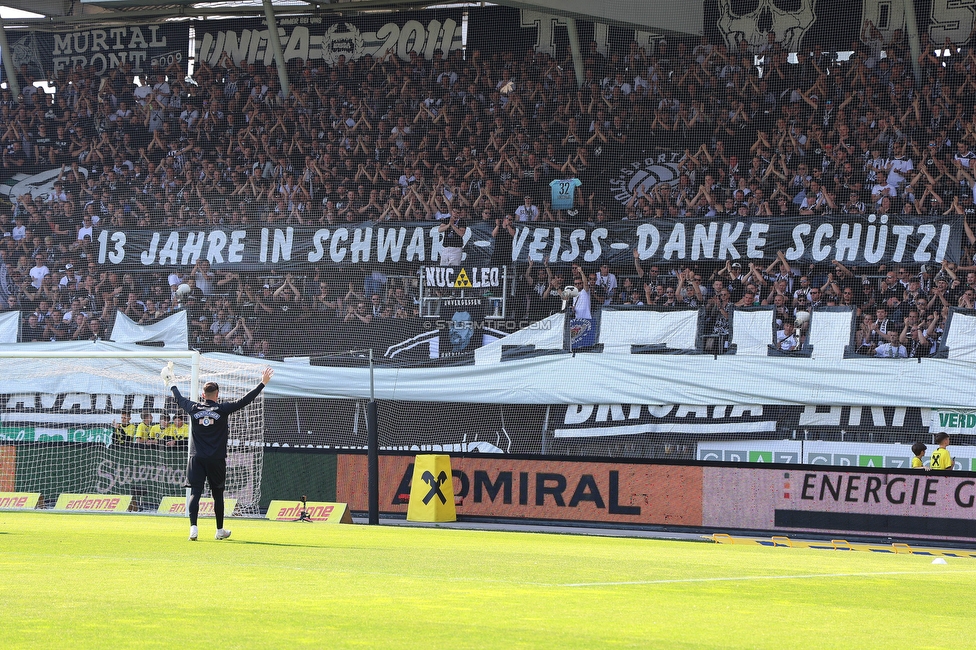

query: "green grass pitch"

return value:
[1, 512, 973, 649]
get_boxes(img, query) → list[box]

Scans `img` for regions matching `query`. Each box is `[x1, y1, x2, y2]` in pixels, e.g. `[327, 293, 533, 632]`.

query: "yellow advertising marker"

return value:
[54, 493, 132, 512]
[157, 497, 237, 517]
[0, 492, 41, 509]
[266, 500, 353, 523]
[406, 455, 456, 522]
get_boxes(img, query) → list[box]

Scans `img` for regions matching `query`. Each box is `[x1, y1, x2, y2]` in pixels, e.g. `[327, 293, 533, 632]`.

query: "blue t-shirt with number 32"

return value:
[550, 178, 582, 210]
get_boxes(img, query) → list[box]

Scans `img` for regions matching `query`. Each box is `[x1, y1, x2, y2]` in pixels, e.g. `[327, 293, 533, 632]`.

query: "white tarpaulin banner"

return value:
[944, 311, 976, 360]
[599, 310, 698, 354]
[214, 351, 976, 409]
[0, 311, 20, 344]
[109, 311, 188, 349]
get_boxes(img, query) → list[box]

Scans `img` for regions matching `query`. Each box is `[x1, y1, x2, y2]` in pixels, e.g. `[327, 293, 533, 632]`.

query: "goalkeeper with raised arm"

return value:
[162, 364, 273, 541]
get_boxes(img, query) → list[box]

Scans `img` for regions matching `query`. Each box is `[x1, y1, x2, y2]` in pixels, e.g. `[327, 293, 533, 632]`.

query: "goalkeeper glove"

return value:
[160, 362, 176, 389]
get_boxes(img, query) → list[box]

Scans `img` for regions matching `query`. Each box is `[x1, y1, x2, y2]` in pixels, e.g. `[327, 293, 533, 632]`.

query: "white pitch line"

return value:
[561, 569, 976, 588]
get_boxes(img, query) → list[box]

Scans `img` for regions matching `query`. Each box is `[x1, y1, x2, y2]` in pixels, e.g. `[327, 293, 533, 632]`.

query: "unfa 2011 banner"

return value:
[95, 213, 962, 271]
[2, 25, 188, 79]
[193, 11, 464, 67]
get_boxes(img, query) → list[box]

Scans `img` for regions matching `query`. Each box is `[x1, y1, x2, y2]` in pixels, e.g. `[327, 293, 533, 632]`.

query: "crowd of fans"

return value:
[1, 19, 975, 357]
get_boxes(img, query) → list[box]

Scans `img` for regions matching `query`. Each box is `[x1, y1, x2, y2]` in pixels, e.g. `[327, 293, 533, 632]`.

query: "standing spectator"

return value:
[490, 214, 515, 267]
[29, 254, 49, 290]
[515, 196, 539, 222]
[438, 210, 466, 266]
[571, 264, 592, 319]
[593, 262, 617, 306]
[930, 433, 953, 471]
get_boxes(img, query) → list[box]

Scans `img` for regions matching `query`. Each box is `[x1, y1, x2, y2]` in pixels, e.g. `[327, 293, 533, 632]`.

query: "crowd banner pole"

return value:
[367, 349, 379, 525]
[0, 17, 21, 99]
[566, 17, 585, 89]
[262, 0, 291, 99]
[903, 0, 923, 86]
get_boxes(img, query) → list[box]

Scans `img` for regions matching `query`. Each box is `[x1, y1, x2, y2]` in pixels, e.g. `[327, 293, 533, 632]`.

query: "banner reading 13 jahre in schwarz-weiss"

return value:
[95, 214, 962, 270]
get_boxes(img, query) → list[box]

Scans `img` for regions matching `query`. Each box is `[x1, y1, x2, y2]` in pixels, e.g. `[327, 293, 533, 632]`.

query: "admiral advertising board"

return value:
[337, 454, 703, 527]
[336, 452, 976, 542]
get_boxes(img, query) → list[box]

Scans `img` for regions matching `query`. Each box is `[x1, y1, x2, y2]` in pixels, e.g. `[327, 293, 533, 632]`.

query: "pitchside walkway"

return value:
[362, 515, 976, 558]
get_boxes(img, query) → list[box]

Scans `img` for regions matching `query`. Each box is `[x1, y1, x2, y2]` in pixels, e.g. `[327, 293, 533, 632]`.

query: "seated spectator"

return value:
[21, 312, 44, 341]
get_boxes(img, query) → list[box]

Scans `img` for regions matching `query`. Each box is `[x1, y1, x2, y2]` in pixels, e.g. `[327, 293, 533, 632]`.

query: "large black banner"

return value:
[263, 397, 939, 455]
[2, 25, 188, 80]
[193, 11, 464, 67]
[96, 213, 962, 271]
[705, 0, 976, 54]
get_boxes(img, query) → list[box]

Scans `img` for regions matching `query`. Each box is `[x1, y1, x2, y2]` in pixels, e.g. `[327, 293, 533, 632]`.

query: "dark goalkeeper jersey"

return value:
[172, 383, 265, 459]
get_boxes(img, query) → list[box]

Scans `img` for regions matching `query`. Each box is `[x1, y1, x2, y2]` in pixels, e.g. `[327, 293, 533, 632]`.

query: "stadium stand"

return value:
[0, 13, 973, 363]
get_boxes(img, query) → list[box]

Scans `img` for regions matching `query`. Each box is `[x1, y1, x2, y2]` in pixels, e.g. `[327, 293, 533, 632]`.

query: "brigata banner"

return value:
[193, 11, 463, 67]
[552, 404, 934, 441]
[2, 25, 188, 80]
[95, 213, 963, 271]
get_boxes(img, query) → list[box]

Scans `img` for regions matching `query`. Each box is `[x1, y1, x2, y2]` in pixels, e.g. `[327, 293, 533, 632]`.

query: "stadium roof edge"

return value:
[0, 0, 700, 37]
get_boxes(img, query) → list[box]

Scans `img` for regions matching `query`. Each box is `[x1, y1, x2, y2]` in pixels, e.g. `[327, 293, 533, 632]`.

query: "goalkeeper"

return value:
[162, 364, 273, 541]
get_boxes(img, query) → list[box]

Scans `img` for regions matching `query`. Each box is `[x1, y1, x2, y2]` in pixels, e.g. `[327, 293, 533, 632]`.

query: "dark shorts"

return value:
[186, 456, 226, 491]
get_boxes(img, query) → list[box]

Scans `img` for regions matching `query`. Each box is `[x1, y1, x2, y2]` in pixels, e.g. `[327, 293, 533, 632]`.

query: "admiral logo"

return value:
[556, 404, 773, 438]
[609, 153, 683, 206]
[394, 464, 640, 515]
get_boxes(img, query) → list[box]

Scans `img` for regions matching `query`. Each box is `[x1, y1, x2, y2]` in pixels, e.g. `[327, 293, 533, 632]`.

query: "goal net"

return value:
[0, 351, 265, 515]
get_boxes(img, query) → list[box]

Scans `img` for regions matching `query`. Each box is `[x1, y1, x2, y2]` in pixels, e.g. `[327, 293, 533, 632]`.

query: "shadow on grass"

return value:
[233, 540, 342, 549]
